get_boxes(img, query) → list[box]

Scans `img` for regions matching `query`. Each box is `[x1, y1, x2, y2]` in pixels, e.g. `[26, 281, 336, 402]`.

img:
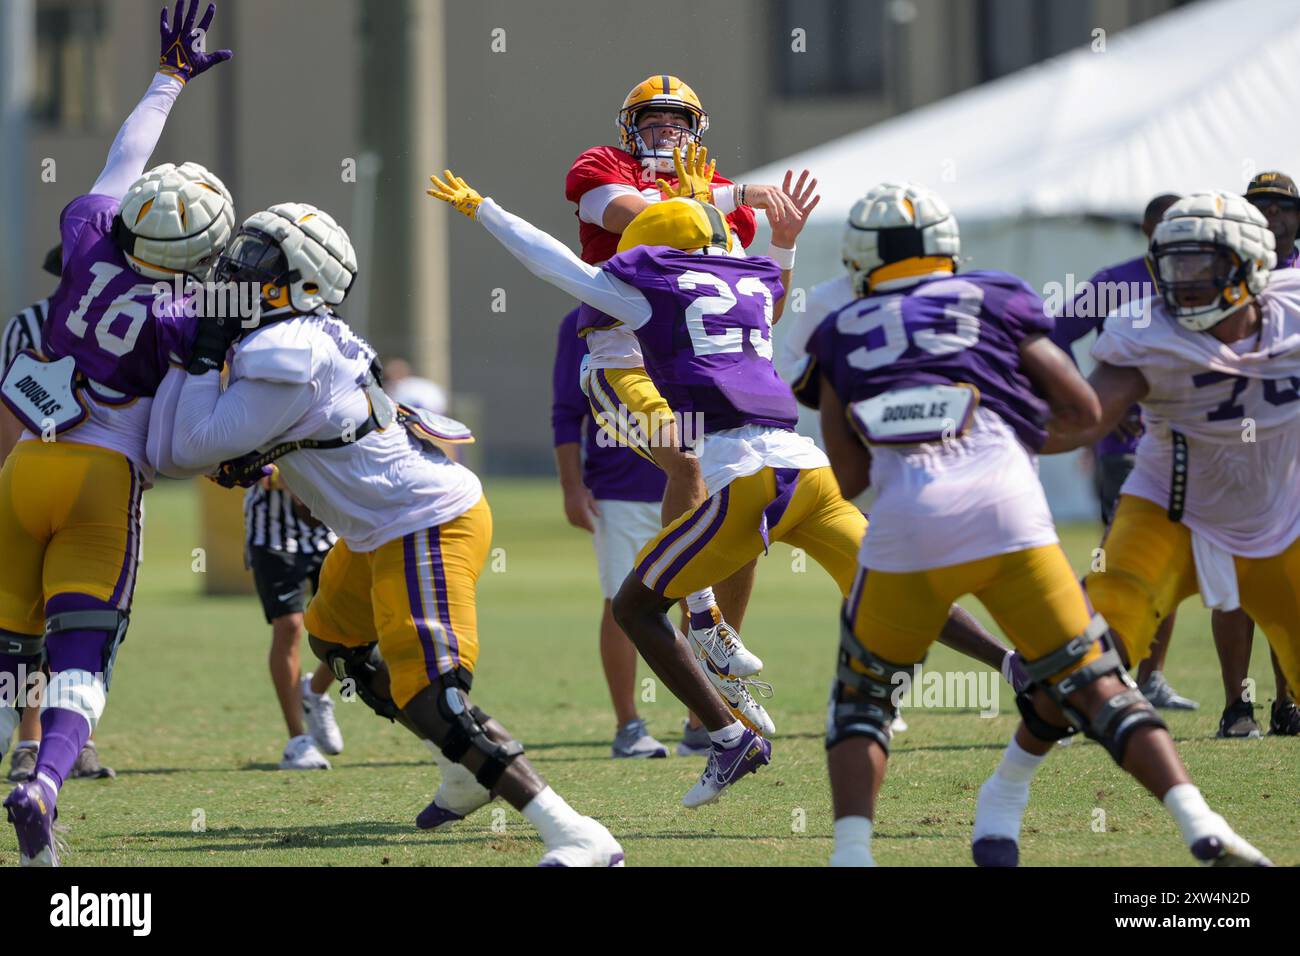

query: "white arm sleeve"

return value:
[578, 183, 643, 226]
[90, 73, 184, 201]
[147, 366, 213, 478]
[477, 198, 652, 328]
[170, 371, 317, 472]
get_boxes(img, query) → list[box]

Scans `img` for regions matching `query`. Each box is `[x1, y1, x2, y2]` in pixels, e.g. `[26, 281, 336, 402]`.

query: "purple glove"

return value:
[158, 0, 232, 84]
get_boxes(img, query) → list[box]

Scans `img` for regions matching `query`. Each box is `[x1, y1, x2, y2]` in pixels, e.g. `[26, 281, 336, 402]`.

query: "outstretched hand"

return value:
[658, 144, 715, 203]
[769, 168, 821, 248]
[159, 1, 232, 84]
[427, 170, 484, 220]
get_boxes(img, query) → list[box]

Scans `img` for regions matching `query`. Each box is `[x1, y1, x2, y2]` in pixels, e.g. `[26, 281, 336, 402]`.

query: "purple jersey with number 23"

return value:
[594, 246, 796, 434]
[43, 194, 195, 398]
[807, 270, 1053, 451]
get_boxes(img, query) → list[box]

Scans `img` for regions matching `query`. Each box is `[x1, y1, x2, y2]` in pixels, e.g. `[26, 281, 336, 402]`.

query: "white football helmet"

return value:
[842, 182, 960, 297]
[217, 202, 357, 313]
[114, 162, 235, 280]
[1150, 191, 1276, 332]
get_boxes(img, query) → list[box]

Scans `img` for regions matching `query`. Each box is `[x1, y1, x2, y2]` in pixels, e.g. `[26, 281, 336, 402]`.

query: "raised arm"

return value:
[427, 170, 652, 327]
[90, 1, 232, 200]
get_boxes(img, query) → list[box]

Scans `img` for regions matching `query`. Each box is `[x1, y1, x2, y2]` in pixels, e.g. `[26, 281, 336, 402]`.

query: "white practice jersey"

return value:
[862, 408, 1058, 573]
[774, 274, 852, 387]
[1092, 270, 1300, 557]
[156, 313, 482, 553]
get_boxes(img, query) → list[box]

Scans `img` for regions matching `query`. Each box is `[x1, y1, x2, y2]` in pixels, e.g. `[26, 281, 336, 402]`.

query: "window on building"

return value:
[31, 1, 109, 129]
[774, 0, 887, 97]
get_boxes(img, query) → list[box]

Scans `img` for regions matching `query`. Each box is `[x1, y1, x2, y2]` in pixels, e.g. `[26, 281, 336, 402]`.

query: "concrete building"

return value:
[2, 0, 1189, 472]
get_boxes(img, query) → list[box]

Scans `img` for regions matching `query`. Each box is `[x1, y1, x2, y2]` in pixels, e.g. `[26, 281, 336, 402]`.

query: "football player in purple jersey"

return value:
[810, 182, 1268, 867]
[0, 0, 234, 866]
[427, 164, 1027, 809]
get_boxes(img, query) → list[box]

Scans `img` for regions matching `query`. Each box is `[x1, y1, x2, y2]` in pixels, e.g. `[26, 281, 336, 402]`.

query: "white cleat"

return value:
[279, 734, 331, 770]
[890, 708, 908, 734]
[537, 817, 625, 867]
[301, 677, 344, 755]
[699, 657, 775, 737]
[418, 752, 494, 831]
[688, 616, 763, 678]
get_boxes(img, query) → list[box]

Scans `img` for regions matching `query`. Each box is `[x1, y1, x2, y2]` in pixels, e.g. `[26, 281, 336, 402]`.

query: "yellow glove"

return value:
[427, 169, 483, 220]
[657, 144, 715, 204]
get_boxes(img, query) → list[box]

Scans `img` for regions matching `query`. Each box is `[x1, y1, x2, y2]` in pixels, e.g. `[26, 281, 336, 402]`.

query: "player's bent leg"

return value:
[984, 550, 1269, 866]
[828, 563, 961, 866]
[620, 473, 777, 735]
[1085, 495, 1198, 667]
[595, 367, 764, 680]
[402, 678, 622, 866]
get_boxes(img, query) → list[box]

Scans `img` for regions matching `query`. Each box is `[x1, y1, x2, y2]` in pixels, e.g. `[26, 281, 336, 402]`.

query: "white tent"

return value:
[744, 0, 1300, 520]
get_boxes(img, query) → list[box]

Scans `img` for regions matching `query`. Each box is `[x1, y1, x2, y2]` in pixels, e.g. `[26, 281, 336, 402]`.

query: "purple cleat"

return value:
[5, 780, 60, 867]
[1190, 834, 1272, 867]
[682, 728, 771, 807]
[416, 799, 467, 832]
[972, 836, 1019, 867]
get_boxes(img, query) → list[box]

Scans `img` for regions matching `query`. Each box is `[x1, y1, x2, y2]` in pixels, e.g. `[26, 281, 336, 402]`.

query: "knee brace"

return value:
[435, 686, 524, 790]
[1021, 614, 1167, 764]
[1, 628, 46, 660]
[825, 618, 915, 755]
[324, 643, 399, 721]
[45, 609, 129, 691]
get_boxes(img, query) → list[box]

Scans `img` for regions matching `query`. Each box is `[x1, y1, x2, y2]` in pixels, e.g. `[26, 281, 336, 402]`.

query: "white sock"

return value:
[830, 816, 874, 866]
[424, 741, 491, 804]
[522, 786, 585, 846]
[686, 589, 717, 615]
[17, 739, 39, 750]
[972, 738, 1046, 842]
[1163, 783, 1226, 846]
[708, 721, 744, 748]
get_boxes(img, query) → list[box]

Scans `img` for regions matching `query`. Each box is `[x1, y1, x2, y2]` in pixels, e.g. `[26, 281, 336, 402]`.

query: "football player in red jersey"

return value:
[564, 76, 804, 730]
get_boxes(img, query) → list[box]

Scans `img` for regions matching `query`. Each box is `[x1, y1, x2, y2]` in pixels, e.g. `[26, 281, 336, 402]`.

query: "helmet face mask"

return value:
[1154, 242, 1243, 316]
[214, 228, 292, 288]
[1150, 192, 1275, 332]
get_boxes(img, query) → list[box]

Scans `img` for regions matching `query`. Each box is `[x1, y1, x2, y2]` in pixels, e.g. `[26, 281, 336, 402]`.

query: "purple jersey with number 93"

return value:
[807, 270, 1054, 450]
[43, 194, 195, 398]
[598, 247, 796, 433]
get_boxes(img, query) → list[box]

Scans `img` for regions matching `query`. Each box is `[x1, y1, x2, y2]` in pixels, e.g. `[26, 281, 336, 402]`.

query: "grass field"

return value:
[7, 477, 1296, 868]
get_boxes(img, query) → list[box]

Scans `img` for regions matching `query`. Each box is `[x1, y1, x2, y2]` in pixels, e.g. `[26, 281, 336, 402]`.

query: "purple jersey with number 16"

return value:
[807, 270, 1054, 451]
[44, 194, 195, 398]
[584, 246, 796, 434]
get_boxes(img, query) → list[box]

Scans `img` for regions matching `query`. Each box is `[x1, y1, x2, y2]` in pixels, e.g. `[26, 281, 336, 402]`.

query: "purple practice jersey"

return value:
[807, 270, 1053, 451]
[552, 308, 666, 502]
[43, 194, 195, 398]
[1050, 255, 1157, 457]
[592, 247, 796, 434]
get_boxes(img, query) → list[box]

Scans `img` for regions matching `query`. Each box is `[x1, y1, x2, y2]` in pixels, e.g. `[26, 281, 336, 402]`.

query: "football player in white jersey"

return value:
[147, 203, 623, 866]
[995, 191, 1299, 864]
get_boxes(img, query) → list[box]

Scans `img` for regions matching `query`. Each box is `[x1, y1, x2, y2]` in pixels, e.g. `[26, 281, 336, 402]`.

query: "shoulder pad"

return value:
[233, 323, 313, 384]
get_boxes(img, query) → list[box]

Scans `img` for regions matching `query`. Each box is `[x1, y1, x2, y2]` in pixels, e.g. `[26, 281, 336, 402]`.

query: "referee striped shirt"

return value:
[2, 299, 47, 372]
[243, 484, 338, 555]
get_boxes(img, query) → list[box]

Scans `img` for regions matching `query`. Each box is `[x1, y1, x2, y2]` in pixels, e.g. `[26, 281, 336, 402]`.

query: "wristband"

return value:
[712, 184, 738, 215]
[767, 243, 796, 270]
